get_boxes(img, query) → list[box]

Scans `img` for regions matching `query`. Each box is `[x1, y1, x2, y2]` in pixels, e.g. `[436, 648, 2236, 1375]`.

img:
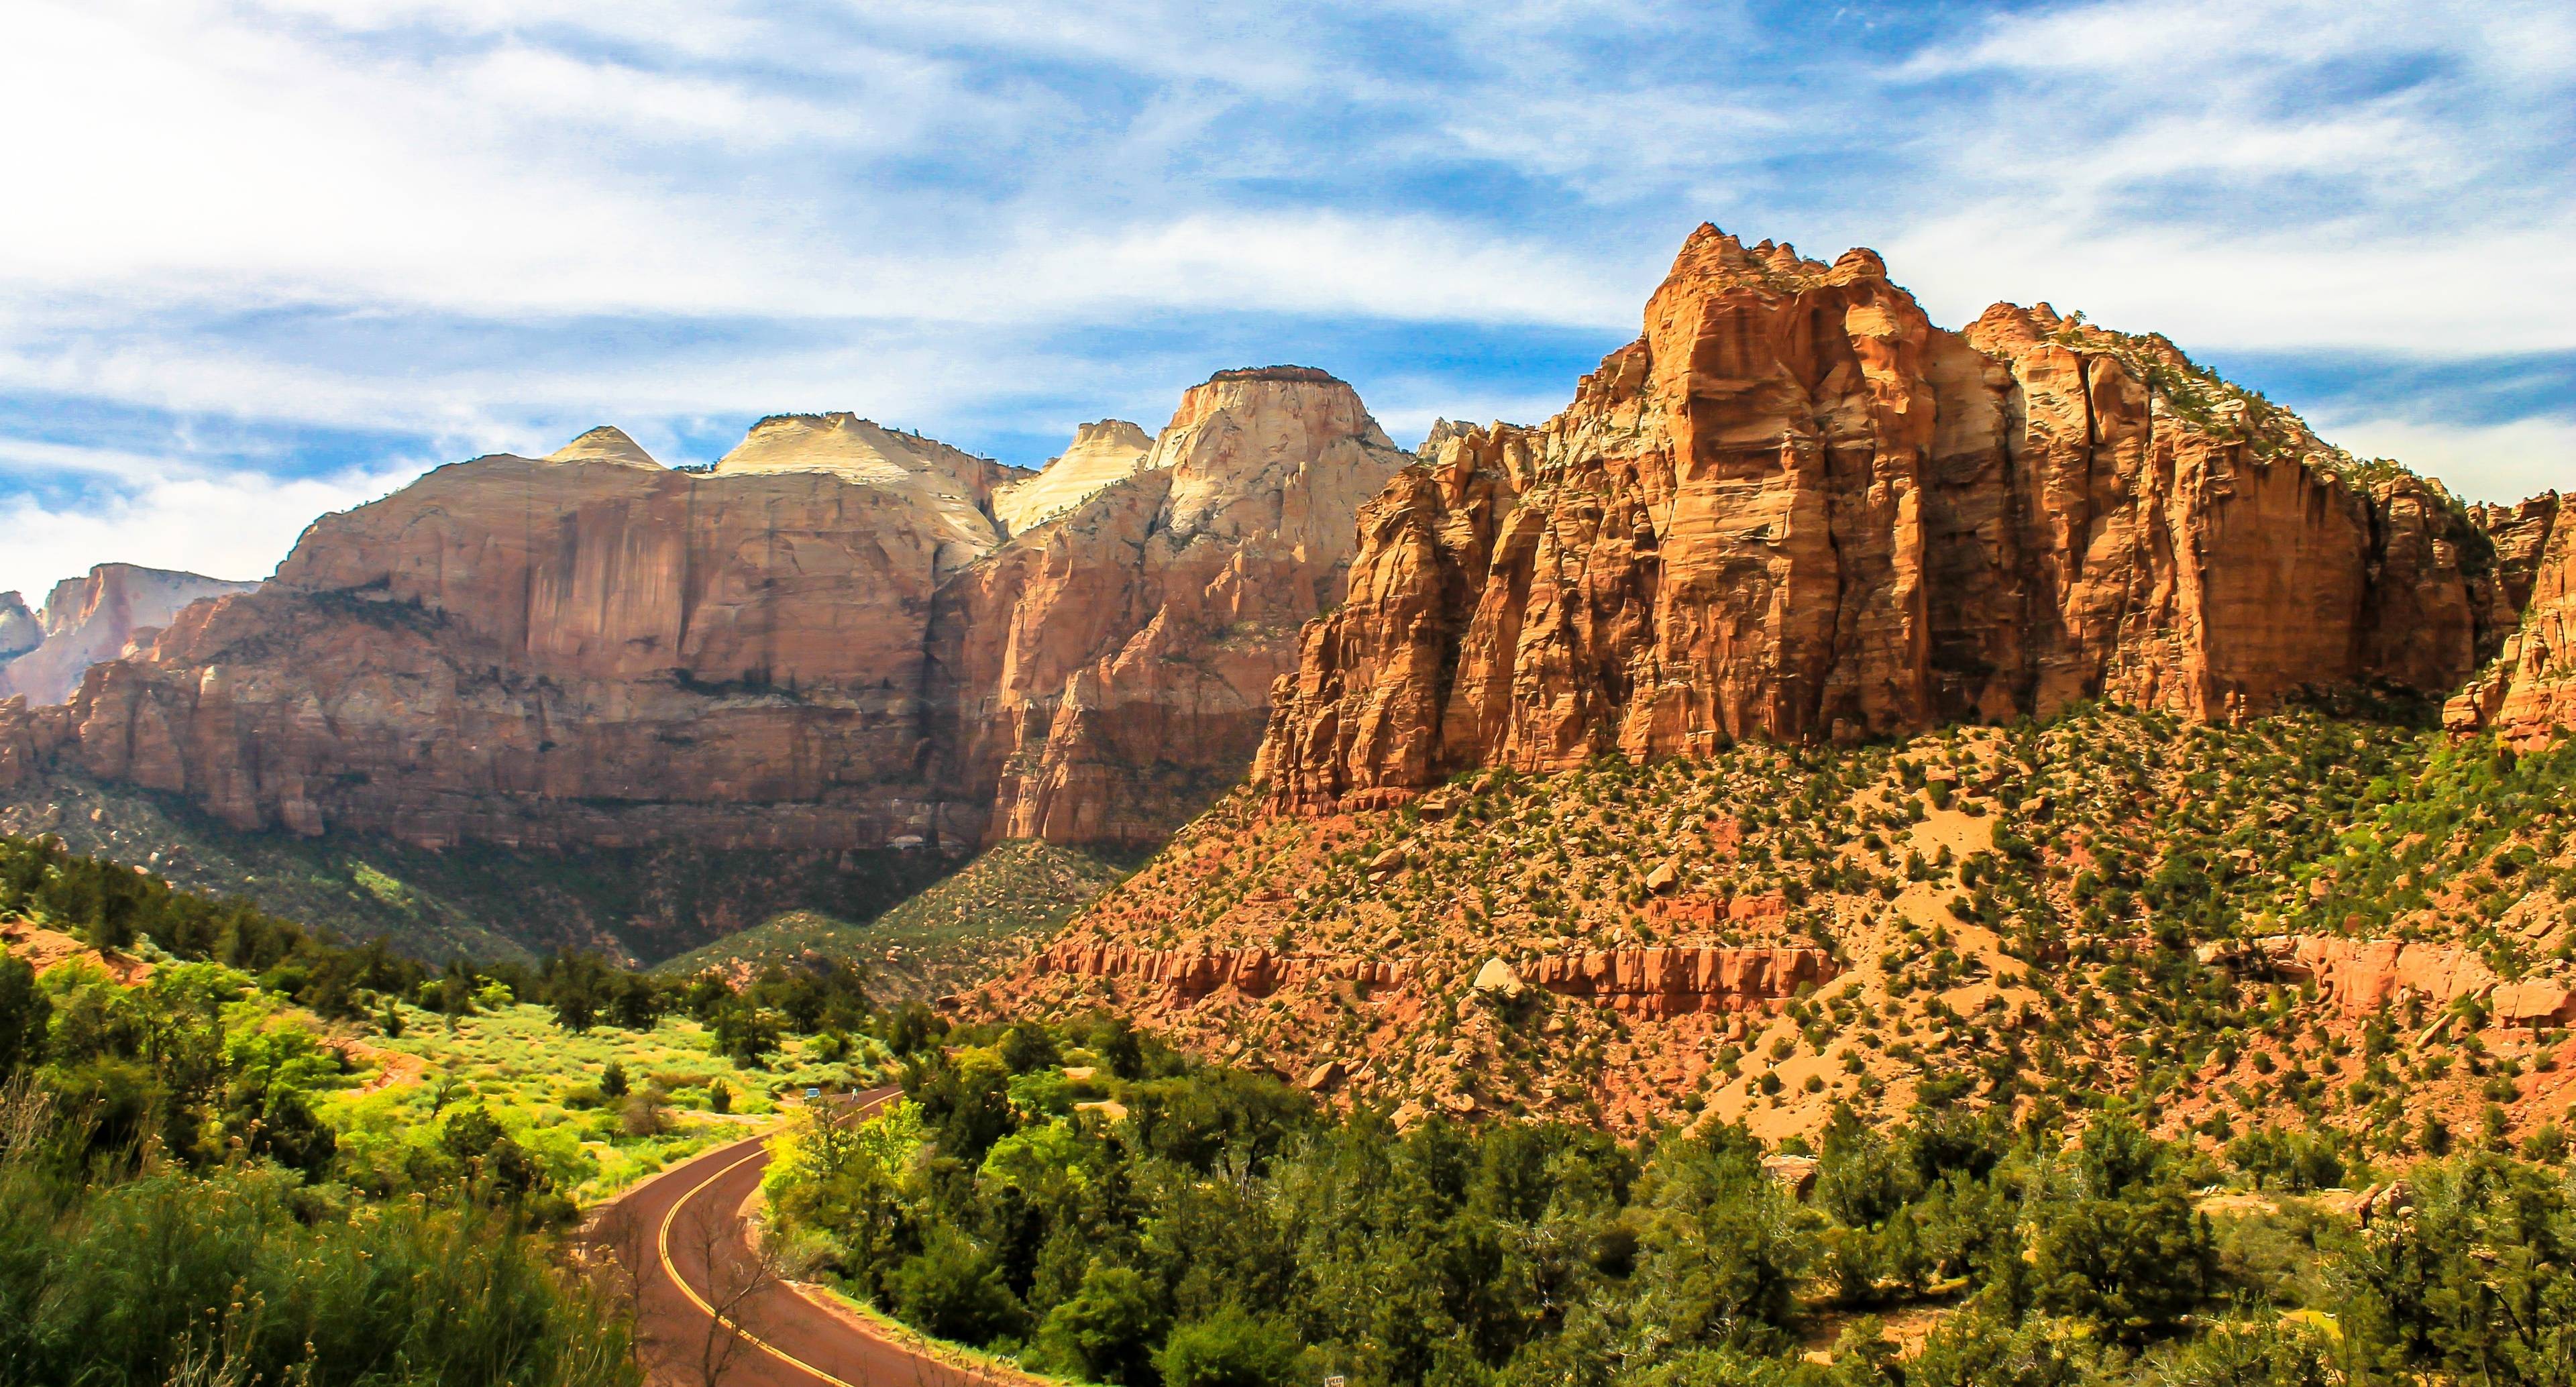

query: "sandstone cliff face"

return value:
[0, 374, 1400, 852]
[2251, 934, 2576, 1025]
[0, 565, 258, 707]
[0, 426, 1028, 848]
[2447, 492, 2573, 746]
[930, 369, 1410, 844]
[1256, 227, 2512, 810]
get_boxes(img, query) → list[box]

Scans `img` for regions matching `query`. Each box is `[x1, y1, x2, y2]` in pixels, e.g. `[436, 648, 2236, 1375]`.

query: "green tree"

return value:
[1038, 1263, 1169, 1387]
[2027, 1117, 2215, 1344]
[1155, 1305, 1301, 1387]
[891, 1227, 1023, 1345]
[0, 953, 46, 1078]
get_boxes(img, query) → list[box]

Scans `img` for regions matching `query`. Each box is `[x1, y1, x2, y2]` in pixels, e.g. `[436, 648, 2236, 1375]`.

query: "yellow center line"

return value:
[655, 1093, 896, 1387]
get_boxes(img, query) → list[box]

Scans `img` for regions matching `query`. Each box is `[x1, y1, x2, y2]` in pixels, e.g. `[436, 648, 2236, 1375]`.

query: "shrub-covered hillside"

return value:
[985, 704, 2576, 1146]
[665, 838, 1137, 1001]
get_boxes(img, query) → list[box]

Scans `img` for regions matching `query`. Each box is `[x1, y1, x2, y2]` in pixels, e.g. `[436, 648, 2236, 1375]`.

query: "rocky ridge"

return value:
[0, 370, 1403, 859]
[1256, 227, 2515, 812]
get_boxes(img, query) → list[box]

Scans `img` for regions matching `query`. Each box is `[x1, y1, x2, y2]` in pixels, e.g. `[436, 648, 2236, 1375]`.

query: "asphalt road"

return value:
[617, 1085, 996, 1387]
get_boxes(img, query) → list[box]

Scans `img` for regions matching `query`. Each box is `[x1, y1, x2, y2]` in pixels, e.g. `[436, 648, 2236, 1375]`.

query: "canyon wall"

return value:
[929, 368, 1409, 844]
[0, 382, 1403, 852]
[1256, 227, 2518, 811]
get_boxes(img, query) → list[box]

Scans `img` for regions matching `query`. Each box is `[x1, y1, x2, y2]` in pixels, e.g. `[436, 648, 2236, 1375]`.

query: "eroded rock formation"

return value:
[2447, 493, 2574, 746]
[0, 565, 258, 707]
[0, 595, 36, 661]
[993, 421, 1154, 535]
[930, 368, 1409, 843]
[2252, 934, 2575, 1025]
[1256, 227, 2518, 811]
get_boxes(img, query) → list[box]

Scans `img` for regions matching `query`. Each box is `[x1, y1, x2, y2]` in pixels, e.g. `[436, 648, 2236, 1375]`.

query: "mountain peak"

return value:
[544, 425, 661, 469]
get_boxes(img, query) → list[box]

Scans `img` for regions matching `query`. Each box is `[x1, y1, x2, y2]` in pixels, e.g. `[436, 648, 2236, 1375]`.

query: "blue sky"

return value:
[2, 0, 2569, 600]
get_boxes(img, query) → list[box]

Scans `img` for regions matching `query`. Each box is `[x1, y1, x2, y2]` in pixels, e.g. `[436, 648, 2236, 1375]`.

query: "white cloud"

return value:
[2306, 414, 2575, 506]
[0, 447, 429, 601]
[1886, 211, 2576, 356]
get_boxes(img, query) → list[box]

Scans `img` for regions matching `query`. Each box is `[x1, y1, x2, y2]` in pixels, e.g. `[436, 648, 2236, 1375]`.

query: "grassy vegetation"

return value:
[666, 839, 1138, 1000]
[341, 998, 891, 1200]
[0, 769, 953, 964]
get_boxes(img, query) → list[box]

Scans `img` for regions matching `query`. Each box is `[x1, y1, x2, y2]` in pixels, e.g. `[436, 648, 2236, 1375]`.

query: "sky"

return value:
[1, 0, 2570, 602]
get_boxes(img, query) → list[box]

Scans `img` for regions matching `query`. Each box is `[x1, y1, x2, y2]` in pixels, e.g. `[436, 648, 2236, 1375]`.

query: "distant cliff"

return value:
[0, 565, 258, 706]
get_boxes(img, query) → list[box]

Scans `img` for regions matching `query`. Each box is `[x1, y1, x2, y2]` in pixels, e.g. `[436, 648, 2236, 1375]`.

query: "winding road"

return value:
[613, 1086, 1009, 1387]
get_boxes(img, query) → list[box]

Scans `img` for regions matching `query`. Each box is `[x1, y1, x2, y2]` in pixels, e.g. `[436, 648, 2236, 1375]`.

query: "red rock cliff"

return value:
[1256, 227, 2517, 810]
[2447, 492, 2573, 746]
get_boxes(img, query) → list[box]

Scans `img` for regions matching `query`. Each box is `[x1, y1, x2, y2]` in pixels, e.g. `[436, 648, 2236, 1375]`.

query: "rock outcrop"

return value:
[0, 565, 259, 707]
[2252, 934, 2576, 1025]
[1256, 227, 2516, 810]
[1028, 938, 1833, 1017]
[929, 368, 1409, 844]
[0, 374, 1401, 852]
[2446, 493, 2574, 746]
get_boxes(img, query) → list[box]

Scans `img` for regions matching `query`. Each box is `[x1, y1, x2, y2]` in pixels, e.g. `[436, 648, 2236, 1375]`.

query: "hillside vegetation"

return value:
[764, 1012, 2576, 1387]
[993, 702, 2576, 1147]
[0, 830, 913, 1384]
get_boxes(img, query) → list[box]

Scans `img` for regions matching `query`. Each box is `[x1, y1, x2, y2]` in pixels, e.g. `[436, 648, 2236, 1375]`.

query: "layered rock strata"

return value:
[1256, 227, 2518, 811]
[1028, 939, 1835, 1017]
[0, 565, 258, 706]
[0, 378, 1401, 851]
